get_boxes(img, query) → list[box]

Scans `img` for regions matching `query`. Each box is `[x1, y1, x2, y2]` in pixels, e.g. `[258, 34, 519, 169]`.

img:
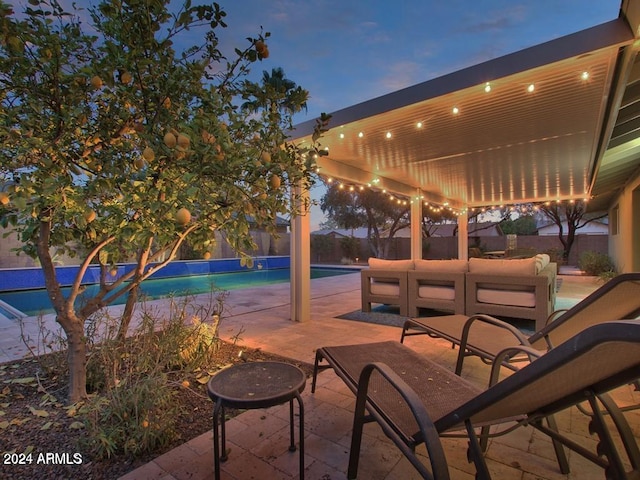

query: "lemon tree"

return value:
[0, 0, 328, 402]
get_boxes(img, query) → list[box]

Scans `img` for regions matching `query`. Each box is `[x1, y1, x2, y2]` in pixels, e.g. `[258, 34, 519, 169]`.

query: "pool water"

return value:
[0, 267, 356, 317]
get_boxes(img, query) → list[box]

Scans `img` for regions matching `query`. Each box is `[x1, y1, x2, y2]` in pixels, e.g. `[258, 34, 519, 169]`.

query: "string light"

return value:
[328, 73, 588, 144]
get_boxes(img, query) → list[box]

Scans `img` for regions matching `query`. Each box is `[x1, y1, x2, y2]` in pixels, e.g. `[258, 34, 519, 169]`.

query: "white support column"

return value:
[411, 196, 422, 260]
[458, 211, 469, 260]
[290, 184, 310, 322]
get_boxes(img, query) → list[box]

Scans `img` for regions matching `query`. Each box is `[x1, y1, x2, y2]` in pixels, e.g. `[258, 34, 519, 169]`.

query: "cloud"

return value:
[458, 5, 528, 34]
[375, 60, 426, 93]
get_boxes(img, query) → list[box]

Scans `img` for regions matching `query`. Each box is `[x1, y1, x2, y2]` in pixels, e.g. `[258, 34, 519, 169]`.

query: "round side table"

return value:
[207, 361, 306, 480]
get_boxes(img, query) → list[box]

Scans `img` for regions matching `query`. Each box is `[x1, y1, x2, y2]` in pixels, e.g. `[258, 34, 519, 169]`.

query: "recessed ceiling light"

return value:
[416, 122, 423, 128]
[581, 71, 589, 81]
[484, 82, 491, 93]
[358, 132, 364, 138]
[452, 106, 459, 115]
[527, 83, 535, 93]
[385, 132, 392, 139]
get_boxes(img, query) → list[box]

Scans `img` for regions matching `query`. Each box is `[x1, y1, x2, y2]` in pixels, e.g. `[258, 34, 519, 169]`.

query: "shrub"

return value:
[339, 235, 360, 261]
[544, 247, 565, 265]
[67, 289, 227, 459]
[81, 373, 178, 459]
[578, 251, 616, 276]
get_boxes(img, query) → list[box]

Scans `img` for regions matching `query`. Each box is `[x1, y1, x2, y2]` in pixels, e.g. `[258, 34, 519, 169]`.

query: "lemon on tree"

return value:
[175, 207, 191, 225]
[142, 146, 155, 162]
[177, 133, 190, 149]
[133, 157, 145, 169]
[90, 75, 103, 89]
[164, 132, 177, 148]
[84, 208, 96, 223]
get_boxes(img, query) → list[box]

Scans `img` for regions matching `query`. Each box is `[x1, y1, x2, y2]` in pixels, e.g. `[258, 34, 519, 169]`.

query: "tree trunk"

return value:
[36, 214, 87, 402]
[117, 285, 138, 342]
[116, 242, 152, 341]
[63, 313, 88, 402]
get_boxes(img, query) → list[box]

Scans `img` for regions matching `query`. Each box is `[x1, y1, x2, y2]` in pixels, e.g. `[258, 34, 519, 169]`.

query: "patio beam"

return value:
[316, 156, 451, 207]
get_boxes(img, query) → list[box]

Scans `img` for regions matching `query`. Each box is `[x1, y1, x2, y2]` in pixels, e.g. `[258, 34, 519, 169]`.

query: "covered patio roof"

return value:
[290, 4, 640, 214]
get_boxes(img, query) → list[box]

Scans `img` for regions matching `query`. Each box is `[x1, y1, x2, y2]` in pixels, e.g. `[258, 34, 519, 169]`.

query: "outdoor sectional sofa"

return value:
[361, 255, 557, 330]
[465, 256, 557, 331]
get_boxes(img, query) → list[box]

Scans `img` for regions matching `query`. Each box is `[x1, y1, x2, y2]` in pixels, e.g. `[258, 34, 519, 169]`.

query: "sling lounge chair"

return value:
[312, 320, 640, 479]
[401, 272, 640, 375]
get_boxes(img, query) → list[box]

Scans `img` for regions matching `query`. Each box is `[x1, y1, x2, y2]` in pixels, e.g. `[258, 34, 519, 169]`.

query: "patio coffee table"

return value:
[207, 361, 306, 480]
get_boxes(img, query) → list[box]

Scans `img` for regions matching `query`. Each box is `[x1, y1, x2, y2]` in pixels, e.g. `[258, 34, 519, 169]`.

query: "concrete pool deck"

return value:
[2, 270, 639, 479]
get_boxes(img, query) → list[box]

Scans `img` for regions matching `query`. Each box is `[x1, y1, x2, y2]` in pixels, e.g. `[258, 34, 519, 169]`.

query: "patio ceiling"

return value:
[290, 14, 640, 214]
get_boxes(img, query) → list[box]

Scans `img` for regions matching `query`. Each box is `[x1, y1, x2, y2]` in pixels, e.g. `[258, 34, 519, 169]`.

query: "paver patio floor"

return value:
[115, 271, 640, 480]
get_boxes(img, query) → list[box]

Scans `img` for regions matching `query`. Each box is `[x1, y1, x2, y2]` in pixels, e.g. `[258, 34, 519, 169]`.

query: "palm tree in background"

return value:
[243, 67, 309, 117]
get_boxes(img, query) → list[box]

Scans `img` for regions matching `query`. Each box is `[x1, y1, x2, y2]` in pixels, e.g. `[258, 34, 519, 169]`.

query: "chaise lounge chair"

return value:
[401, 272, 640, 375]
[312, 320, 640, 479]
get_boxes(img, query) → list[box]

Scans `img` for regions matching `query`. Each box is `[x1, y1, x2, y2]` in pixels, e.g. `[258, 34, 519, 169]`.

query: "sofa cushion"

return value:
[535, 254, 550, 273]
[368, 258, 414, 270]
[477, 288, 536, 308]
[414, 259, 468, 273]
[418, 285, 456, 301]
[370, 282, 401, 296]
[469, 257, 537, 276]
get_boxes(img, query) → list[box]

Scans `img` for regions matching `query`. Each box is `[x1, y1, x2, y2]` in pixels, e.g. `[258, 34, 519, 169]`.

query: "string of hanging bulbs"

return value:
[319, 173, 590, 217]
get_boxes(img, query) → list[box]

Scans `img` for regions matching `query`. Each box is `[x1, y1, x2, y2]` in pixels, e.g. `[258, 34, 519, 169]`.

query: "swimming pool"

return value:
[0, 266, 357, 317]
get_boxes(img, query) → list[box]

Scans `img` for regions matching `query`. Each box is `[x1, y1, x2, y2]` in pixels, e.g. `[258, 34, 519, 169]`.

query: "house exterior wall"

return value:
[0, 230, 80, 268]
[537, 222, 608, 236]
[609, 169, 640, 273]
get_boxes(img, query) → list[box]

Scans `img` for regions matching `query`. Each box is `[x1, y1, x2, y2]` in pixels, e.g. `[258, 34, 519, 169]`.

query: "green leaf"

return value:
[28, 406, 49, 417]
[6, 377, 36, 385]
[69, 421, 85, 430]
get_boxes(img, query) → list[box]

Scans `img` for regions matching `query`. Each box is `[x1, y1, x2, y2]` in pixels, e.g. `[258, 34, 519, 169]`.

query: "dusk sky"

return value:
[212, 0, 620, 229]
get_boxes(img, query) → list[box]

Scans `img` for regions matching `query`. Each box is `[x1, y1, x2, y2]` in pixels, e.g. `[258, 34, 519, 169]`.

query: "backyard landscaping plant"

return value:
[0, 0, 329, 402]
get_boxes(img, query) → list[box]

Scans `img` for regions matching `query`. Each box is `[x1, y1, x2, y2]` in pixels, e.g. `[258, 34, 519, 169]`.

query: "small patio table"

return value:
[206, 361, 306, 480]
